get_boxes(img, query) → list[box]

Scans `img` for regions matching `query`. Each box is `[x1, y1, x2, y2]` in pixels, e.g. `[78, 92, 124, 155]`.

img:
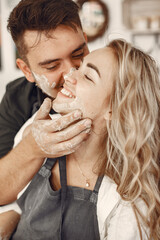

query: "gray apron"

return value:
[12, 156, 103, 240]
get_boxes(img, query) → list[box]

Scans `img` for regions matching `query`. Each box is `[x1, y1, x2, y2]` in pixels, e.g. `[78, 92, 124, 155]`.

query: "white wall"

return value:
[0, 0, 22, 101]
[88, 0, 131, 52]
[0, 0, 159, 101]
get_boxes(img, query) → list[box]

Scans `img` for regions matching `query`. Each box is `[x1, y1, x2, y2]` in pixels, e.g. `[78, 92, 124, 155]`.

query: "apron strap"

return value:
[45, 157, 58, 170]
[90, 175, 104, 204]
[59, 156, 67, 239]
[38, 158, 57, 178]
[94, 175, 104, 193]
[59, 156, 67, 209]
[59, 156, 67, 188]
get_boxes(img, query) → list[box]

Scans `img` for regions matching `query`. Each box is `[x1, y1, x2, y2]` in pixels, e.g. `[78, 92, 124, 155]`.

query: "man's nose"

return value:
[64, 70, 77, 85]
[62, 59, 78, 76]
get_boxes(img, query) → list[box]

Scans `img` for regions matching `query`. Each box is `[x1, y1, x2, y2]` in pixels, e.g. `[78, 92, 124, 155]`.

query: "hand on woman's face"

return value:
[53, 47, 116, 123]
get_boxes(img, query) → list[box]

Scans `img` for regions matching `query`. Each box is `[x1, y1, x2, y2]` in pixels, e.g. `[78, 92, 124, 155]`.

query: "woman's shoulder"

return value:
[97, 176, 149, 240]
[97, 176, 121, 238]
[98, 176, 148, 215]
[97, 176, 120, 212]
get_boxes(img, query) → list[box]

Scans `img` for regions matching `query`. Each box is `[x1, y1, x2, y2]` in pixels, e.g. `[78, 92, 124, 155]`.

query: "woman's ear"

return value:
[104, 110, 112, 121]
[16, 58, 35, 83]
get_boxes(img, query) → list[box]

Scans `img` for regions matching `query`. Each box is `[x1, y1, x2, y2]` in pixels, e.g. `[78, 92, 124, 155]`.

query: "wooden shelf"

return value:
[122, 0, 160, 30]
[130, 29, 160, 35]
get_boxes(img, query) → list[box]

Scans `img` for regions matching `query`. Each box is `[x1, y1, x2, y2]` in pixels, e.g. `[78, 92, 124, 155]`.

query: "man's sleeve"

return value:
[0, 92, 22, 158]
[0, 78, 37, 158]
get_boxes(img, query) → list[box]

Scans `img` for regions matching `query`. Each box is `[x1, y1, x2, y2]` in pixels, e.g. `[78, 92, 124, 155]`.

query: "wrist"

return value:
[15, 131, 46, 160]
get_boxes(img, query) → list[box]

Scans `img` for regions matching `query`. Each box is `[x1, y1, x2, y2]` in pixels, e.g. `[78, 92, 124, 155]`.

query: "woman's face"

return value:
[53, 47, 116, 125]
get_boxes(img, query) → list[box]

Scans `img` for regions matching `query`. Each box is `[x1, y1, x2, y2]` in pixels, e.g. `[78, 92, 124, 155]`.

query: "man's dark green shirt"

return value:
[0, 77, 46, 158]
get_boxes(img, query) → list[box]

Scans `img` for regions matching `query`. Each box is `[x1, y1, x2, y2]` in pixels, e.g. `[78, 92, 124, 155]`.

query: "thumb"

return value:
[35, 98, 52, 120]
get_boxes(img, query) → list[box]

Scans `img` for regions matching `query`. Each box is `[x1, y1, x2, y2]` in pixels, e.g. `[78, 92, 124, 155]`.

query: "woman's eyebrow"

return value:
[87, 63, 101, 77]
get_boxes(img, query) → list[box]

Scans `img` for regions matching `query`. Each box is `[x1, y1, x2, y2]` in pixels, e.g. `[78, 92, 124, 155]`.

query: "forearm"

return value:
[0, 210, 20, 239]
[0, 133, 44, 205]
[0, 99, 92, 204]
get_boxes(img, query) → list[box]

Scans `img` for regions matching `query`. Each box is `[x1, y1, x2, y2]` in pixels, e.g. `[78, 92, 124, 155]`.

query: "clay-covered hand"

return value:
[31, 98, 92, 157]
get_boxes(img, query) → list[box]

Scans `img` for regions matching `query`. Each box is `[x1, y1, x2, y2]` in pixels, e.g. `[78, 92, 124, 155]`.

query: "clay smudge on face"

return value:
[52, 96, 84, 115]
[53, 94, 87, 118]
[53, 66, 87, 116]
[64, 67, 76, 80]
[32, 72, 56, 97]
[51, 82, 56, 88]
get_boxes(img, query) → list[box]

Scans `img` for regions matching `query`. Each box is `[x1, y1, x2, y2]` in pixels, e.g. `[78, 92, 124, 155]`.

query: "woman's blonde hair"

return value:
[105, 39, 160, 240]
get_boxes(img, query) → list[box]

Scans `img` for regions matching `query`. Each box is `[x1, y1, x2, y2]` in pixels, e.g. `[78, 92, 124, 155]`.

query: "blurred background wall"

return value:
[0, 0, 160, 101]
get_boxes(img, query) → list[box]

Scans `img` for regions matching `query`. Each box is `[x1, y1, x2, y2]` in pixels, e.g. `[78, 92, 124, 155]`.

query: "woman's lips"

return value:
[60, 87, 75, 98]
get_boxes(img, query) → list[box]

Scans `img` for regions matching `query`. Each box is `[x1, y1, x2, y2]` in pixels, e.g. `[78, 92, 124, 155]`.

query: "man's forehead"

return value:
[24, 28, 88, 65]
[23, 30, 52, 49]
[23, 26, 84, 50]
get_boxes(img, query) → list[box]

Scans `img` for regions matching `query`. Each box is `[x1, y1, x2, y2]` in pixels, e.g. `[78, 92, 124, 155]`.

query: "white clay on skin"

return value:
[32, 120, 78, 154]
[64, 67, 76, 80]
[32, 72, 56, 97]
[53, 92, 87, 117]
[53, 67, 87, 116]
[53, 96, 85, 115]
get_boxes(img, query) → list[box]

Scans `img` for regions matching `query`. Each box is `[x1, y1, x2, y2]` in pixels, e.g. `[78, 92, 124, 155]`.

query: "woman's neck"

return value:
[70, 129, 106, 169]
[51, 128, 106, 191]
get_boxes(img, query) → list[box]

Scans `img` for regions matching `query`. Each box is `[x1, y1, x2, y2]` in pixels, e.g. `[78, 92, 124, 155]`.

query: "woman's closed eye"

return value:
[84, 74, 93, 82]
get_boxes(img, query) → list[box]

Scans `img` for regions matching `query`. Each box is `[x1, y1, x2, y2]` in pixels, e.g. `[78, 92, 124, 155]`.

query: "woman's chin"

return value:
[52, 101, 66, 114]
[52, 99, 76, 114]
[52, 95, 86, 117]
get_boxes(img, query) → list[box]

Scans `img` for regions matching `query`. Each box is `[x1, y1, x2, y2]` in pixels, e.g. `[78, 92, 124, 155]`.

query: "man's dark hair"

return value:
[7, 0, 82, 61]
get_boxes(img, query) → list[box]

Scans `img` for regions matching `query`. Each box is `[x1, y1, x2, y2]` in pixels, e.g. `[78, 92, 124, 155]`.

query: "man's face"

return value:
[23, 25, 89, 98]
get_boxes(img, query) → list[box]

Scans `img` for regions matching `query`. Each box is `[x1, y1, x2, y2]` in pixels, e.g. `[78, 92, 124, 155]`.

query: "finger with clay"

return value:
[22, 98, 52, 139]
[31, 98, 92, 158]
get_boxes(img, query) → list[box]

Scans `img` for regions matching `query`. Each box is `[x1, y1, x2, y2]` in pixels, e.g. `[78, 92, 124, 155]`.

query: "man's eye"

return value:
[72, 52, 84, 59]
[46, 64, 59, 70]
